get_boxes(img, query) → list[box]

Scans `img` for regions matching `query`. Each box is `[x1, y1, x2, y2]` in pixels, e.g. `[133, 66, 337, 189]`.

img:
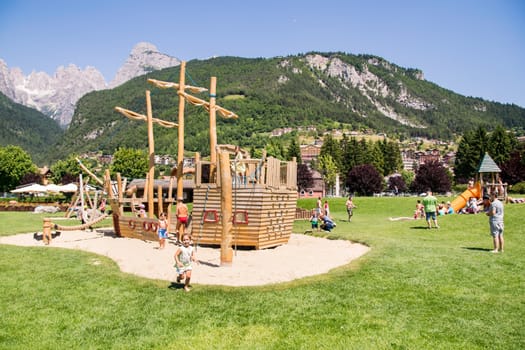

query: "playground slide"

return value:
[450, 182, 482, 212]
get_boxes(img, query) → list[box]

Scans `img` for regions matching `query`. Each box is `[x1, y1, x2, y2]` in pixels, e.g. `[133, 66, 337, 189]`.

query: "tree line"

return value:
[2, 125, 524, 196]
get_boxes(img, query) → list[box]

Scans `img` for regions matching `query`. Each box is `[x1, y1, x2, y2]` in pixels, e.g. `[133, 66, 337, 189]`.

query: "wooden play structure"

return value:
[42, 62, 297, 255]
[103, 62, 297, 260]
[477, 152, 508, 202]
[450, 152, 508, 212]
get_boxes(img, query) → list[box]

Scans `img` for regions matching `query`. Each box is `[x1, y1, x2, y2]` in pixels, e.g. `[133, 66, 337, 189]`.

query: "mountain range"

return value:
[1, 43, 524, 166]
[0, 42, 180, 127]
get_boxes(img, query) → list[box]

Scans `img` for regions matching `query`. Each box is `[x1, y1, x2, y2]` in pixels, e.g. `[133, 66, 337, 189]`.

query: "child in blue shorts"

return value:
[158, 212, 168, 249]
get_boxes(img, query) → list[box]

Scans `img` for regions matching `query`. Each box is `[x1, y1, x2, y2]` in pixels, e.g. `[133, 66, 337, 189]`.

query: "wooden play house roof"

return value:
[478, 153, 501, 173]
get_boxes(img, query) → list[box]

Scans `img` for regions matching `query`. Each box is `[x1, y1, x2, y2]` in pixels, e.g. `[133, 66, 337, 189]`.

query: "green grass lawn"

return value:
[1, 197, 524, 349]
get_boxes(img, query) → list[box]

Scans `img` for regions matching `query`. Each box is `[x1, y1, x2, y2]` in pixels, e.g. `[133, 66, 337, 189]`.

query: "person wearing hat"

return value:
[175, 197, 189, 243]
[137, 203, 147, 218]
[484, 193, 504, 253]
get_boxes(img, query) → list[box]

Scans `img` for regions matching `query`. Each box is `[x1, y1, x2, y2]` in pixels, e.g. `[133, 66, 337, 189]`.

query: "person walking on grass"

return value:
[422, 189, 439, 229]
[174, 233, 196, 292]
[345, 196, 357, 221]
[484, 193, 504, 253]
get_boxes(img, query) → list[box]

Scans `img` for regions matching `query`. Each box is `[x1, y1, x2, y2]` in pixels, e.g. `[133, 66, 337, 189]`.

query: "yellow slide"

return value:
[450, 182, 482, 212]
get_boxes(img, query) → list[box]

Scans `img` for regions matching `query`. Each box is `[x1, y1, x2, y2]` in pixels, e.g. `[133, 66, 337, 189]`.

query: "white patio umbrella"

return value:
[10, 183, 47, 193]
[59, 183, 78, 193]
[45, 184, 62, 193]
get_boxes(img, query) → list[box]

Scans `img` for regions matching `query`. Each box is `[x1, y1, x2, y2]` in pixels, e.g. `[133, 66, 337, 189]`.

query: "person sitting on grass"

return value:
[414, 200, 425, 219]
[319, 214, 336, 232]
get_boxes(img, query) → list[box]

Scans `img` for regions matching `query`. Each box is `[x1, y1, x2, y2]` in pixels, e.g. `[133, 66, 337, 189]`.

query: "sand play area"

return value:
[0, 228, 369, 287]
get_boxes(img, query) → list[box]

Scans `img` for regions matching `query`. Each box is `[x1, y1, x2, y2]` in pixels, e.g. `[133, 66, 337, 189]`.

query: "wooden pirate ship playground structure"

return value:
[96, 62, 298, 260]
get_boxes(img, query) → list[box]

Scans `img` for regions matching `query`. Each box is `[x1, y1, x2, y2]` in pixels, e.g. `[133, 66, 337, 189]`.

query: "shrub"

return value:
[508, 181, 525, 194]
[346, 164, 384, 196]
[410, 160, 452, 194]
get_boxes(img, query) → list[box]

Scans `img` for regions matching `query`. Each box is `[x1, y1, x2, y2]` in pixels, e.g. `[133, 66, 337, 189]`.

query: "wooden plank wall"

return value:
[192, 186, 297, 249]
[117, 216, 160, 241]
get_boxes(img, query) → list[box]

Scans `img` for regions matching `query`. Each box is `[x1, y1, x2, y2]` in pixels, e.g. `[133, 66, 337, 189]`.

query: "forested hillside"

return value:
[0, 92, 63, 164]
[45, 53, 525, 162]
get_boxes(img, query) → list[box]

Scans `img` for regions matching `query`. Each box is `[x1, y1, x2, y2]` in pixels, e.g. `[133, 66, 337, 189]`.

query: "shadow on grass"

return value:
[168, 282, 192, 291]
[461, 247, 493, 252]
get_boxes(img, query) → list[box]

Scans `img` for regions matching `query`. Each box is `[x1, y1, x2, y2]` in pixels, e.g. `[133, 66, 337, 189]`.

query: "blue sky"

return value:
[1, 0, 524, 107]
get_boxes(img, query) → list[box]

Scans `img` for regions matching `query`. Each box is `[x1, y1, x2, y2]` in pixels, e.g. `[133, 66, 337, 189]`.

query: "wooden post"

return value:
[167, 176, 174, 230]
[105, 169, 112, 198]
[157, 185, 163, 218]
[146, 90, 155, 218]
[176, 61, 186, 201]
[79, 173, 85, 222]
[209, 77, 217, 181]
[116, 173, 124, 215]
[218, 151, 233, 265]
[43, 218, 52, 245]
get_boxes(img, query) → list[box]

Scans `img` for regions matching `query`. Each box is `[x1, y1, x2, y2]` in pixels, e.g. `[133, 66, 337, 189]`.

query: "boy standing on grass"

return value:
[485, 193, 504, 253]
[422, 189, 439, 229]
[174, 233, 196, 292]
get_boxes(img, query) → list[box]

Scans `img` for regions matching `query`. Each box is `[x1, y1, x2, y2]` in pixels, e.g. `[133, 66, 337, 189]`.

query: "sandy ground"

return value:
[0, 228, 369, 287]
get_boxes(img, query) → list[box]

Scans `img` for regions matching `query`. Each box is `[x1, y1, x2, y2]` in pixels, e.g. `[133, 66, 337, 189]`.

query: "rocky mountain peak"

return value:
[109, 42, 181, 88]
[302, 54, 429, 127]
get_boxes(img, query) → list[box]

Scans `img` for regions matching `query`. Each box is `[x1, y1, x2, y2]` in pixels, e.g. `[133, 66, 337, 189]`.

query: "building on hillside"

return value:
[98, 154, 113, 164]
[300, 144, 322, 164]
[401, 148, 449, 171]
[418, 149, 440, 164]
[270, 127, 294, 137]
[442, 151, 456, 166]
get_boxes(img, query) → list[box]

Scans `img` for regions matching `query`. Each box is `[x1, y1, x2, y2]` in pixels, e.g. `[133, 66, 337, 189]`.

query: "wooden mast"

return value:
[148, 70, 238, 195]
[218, 151, 233, 265]
[146, 90, 155, 217]
[209, 77, 217, 181]
[176, 62, 186, 200]
[114, 94, 178, 218]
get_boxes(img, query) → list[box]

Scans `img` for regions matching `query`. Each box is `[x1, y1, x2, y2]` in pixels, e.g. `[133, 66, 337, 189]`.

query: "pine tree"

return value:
[287, 138, 302, 163]
[320, 134, 342, 172]
[488, 125, 513, 165]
